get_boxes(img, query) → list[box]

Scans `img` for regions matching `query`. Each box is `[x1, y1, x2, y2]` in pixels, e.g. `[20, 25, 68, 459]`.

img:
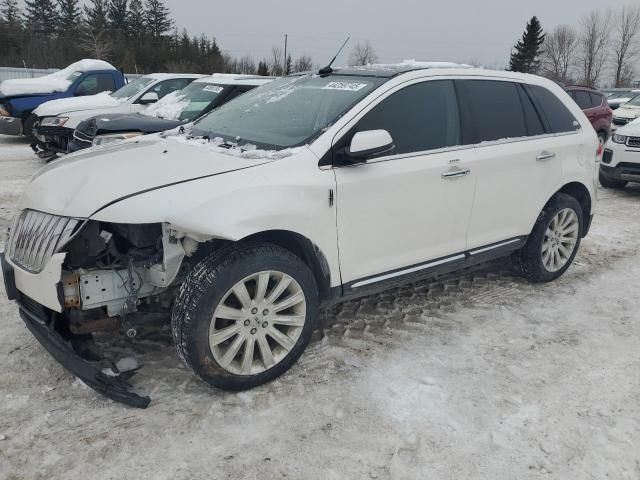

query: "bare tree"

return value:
[611, 5, 640, 87]
[237, 55, 256, 75]
[269, 46, 284, 76]
[80, 29, 113, 60]
[541, 24, 578, 83]
[293, 54, 313, 73]
[578, 10, 611, 87]
[348, 41, 378, 66]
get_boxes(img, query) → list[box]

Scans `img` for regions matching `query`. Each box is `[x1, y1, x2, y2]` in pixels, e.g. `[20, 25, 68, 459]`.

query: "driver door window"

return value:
[75, 73, 115, 96]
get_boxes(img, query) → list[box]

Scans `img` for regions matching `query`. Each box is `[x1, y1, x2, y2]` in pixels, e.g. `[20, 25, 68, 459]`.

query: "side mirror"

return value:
[139, 92, 159, 104]
[345, 129, 395, 163]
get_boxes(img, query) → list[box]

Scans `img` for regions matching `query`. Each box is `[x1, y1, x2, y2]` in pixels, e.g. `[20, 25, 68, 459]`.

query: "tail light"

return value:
[596, 142, 604, 158]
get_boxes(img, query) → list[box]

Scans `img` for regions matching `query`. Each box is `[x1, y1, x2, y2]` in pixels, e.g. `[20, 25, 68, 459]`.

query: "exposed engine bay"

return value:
[60, 221, 200, 335]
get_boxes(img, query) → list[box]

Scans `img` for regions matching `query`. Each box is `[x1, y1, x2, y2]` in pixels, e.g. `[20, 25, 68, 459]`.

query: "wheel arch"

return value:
[235, 229, 333, 302]
[548, 182, 592, 237]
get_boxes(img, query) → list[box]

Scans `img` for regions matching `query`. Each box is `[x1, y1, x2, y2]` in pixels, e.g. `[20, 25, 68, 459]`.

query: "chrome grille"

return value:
[627, 136, 640, 148]
[6, 210, 80, 273]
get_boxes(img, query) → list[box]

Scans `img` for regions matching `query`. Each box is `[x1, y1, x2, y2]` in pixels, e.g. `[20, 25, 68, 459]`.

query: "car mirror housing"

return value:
[139, 92, 159, 105]
[345, 129, 395, 163]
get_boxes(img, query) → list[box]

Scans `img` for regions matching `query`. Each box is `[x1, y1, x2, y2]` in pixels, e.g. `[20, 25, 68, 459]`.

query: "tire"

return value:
[597, 131, 607, 146]
[22, 114, 39, 143]
[171, 242, 319, 391]
[513, 193, 583, 283]
[599, 171, 627, 189]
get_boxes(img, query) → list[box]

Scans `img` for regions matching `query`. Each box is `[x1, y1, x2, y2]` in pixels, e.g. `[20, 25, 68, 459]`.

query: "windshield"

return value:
[192, 74, 385, 149]
[142, 82, 230, 121]
[111, 77, 156, 100]
[624, 95, 640, 107]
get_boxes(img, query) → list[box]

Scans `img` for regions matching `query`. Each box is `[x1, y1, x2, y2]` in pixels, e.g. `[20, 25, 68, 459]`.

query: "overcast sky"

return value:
[164, 0, 639, 68]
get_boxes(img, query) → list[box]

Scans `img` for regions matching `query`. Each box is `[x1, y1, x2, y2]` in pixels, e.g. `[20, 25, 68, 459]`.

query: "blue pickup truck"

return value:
[0, 59, 126, 138]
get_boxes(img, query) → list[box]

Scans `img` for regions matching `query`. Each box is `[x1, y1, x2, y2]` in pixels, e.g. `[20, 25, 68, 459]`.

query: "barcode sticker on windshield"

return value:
[203, 85, 224, 93]
[323, 82, 368, 92]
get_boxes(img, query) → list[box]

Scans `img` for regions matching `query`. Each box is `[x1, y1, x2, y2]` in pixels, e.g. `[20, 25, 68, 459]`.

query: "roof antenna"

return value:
[318, 36, 350, 75]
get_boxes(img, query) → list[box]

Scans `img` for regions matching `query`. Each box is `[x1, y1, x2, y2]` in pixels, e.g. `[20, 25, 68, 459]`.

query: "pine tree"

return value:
[127, 0, 145, 36]
[257, 60, 269, 76]
[83, 0, 109, 33]
[57, 0, 81, 30]
[1, 0, 21, 26]
[144, 0, 172, 38]
[285, 53, 292, 75]
[108, 0, 128, 33]
[23, 0, 59, 36]
[509, 16, 546, 73]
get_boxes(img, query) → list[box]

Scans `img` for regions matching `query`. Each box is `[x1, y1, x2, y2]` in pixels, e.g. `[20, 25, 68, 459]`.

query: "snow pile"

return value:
[164, 129, 305, 160]
[0, 59, 115, 97]
[33, 91, 123, 117]
[142, 91, 190, 120]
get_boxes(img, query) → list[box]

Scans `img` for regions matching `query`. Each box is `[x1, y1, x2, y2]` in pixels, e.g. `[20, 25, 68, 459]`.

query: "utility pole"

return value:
[283, 33, 288, 74]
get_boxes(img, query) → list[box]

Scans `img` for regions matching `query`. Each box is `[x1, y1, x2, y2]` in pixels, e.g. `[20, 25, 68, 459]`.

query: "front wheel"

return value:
[171, 243, 318, 391]
[513, 193, 583, 283]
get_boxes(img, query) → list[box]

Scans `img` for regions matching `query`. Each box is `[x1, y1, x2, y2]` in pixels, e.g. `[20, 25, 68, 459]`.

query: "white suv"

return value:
[1, 64, 599, 407]
[600, 118, 640, 188]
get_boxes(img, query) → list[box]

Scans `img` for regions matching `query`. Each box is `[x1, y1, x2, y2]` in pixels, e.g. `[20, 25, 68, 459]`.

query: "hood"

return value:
[33, 92, 123, 117]
[613, 107, 640, 119]
[85, 113, 181, 136]
[0, 76, 72, 97]
[612, 118, 640, 136]
[19, 136, 274, 218]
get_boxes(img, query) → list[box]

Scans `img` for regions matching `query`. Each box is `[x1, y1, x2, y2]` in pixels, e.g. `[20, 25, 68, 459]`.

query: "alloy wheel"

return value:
[208, 271, 307, 375]
[541, 208, 579, 272]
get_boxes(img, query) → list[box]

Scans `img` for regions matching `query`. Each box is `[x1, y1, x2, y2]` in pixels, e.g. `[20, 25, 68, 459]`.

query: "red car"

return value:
[565, 85, 612, 144]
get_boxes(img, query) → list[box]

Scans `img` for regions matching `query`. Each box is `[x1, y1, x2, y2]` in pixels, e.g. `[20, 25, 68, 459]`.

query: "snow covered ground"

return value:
[1, 134, 639, 479]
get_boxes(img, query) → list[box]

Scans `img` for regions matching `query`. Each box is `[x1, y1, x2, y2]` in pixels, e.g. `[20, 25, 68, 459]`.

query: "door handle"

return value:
[441, 167, 470, 179]
[536, 151, 556, 161]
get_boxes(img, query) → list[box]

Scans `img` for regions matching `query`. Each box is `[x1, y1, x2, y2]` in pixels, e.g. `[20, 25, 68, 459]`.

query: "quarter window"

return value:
[589, 92, 603, 108]
[527, 85, 579, 133]
[354, 80, 461, 155]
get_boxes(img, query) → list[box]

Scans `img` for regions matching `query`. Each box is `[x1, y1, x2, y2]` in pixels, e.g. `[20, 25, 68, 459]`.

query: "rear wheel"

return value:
[171, 243, 318, 390]
[599, 171, 627, 189]
[597, 131, 607, 146]
[513, 193, 583, 283]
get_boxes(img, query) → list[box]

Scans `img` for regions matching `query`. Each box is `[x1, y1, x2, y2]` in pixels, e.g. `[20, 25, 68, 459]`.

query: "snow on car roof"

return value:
[194, 74, 276, 87]
[330, 59, 473, 77]
[145, 73, 208, 80]
[0, 59, 116, 96]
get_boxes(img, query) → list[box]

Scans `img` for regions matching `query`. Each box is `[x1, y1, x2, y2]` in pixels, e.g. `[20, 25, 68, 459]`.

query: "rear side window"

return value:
[456, 80, 527, 142]
[527, 85, 579, 133]
[572, 91, 592, 110]
[589, 92, 603, 108]
[355, 80, 461, 154]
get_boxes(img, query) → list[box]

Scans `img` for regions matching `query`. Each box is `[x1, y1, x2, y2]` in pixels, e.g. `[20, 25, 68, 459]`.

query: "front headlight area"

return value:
[612, 134, 628, 144]
[40, 116, 69, 127]
[60, 221, 201, 328]
[92, 132, 144, 147]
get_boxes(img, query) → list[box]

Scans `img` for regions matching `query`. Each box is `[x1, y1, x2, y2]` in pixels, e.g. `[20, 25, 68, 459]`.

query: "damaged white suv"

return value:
[2, 64, 599, 407]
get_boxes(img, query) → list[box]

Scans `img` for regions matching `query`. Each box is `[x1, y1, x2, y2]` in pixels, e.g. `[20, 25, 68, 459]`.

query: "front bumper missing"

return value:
[2, 254, 151, 408]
